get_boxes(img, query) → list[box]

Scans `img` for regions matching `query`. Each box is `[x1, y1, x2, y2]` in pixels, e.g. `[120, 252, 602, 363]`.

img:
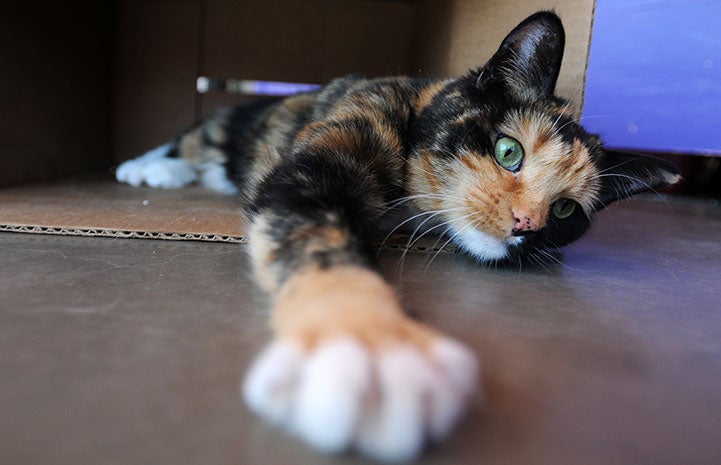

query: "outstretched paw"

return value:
[243, 333, 478, 462]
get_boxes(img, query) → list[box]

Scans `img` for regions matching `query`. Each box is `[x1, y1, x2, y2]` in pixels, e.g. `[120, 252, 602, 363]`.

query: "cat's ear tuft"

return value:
[595, 151, 682, 209]
[475, 11, 565, 101]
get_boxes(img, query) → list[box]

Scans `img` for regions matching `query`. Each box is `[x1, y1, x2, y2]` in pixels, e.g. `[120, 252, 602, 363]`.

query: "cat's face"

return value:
[409, 97, 603, 262]
[409, 12, 679, 262]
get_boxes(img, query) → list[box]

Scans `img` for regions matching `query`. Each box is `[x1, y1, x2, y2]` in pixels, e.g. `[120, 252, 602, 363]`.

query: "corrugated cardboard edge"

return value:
[0, 223, 457, 253]
[0, 224, 246, 243]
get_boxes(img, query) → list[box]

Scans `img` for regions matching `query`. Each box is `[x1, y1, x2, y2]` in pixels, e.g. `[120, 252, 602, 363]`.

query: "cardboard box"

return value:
[0, 0, 596, 242]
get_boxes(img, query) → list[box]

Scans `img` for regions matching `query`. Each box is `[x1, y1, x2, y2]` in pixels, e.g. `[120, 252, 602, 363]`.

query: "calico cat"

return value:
[116, 12, 679, 462]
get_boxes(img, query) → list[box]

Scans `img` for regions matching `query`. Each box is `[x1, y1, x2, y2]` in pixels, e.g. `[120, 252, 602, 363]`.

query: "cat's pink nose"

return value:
[511, 209, 539, 236]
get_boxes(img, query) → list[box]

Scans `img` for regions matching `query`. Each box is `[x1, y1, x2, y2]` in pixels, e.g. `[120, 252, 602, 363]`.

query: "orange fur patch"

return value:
[296, 224, 350, 258]
[205, 113, 229, 145]
[408, 151, 444, 211]
[413, 80, 450, 114]
[178, 129, 202, 161]
[463, 156, 518, 238]
[178, 129, 227, 164]
[272, 266, 436, 351]
[299, 124, 363, 156]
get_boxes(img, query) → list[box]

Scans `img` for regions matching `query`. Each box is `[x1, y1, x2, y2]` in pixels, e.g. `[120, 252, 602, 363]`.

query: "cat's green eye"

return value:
[552, 198, 577, 219]
[494, 136, 524, 172]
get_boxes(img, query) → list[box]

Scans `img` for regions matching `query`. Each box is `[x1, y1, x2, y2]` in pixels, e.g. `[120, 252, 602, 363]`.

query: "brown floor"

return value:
[1, 196, 721, 465]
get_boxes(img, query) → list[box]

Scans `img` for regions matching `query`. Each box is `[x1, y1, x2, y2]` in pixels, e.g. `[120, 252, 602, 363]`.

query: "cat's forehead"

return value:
[498, 106, 576, 150]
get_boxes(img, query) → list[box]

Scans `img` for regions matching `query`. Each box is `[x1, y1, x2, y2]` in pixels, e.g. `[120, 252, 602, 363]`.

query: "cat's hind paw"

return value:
[116, 144, 197, 189]
[242, 335, 478, 463]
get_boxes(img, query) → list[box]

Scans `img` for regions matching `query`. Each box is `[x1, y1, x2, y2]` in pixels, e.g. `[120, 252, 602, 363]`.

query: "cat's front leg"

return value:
[243, 264, 478, 462]
[240, 138, 479, 460]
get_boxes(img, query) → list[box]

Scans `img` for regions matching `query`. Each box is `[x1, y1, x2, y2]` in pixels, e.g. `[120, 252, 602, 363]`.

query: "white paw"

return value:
[116, 144, 197, 189]
[199, 162, 238, 194]
[116, 157, 146, 187]
[141, 158, 197, 188]
[243, 336, 479, 462]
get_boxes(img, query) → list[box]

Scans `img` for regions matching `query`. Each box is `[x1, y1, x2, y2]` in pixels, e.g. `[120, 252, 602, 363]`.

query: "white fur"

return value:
[199, 162, 238, 194]
[141, 158, 197, 189]
[453, 226, 523, 262]
[292, 339, 370, 452]
[357, 348, 430, 462]
[116, 144, 197, 189]
[243, 336, 479, 462]
[116, 144, 171, 186]
[427, 338, 480, 439]
[117, 146, 238, 193]
[243, 341, 303, 426]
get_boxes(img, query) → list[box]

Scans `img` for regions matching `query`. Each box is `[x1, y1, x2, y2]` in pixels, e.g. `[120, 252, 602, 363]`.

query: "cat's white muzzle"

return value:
[451, 226, 523, 262]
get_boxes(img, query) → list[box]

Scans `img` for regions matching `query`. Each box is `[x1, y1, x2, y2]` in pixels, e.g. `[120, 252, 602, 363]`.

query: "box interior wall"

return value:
[0, 0, 595, 238]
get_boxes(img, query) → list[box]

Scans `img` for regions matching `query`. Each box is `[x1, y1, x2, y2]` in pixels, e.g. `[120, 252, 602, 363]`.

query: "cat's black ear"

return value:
[595, 151, 681, 210]
[475, 11, 565, 100]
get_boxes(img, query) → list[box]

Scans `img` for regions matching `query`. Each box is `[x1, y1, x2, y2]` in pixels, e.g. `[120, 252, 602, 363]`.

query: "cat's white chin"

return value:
[451, 227, 522, 262]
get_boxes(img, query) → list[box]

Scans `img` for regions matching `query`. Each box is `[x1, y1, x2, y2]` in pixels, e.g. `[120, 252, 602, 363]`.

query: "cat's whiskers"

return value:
[424, 220, 478, 271]
[403, 208, 467, 251]
[378, 207, 466, 254]
[395, 209, 470, 271]
[577, 115, 616, 122]
[407, 212, 475, 252]
[595, 172, 671, 207]
[398, 211, 476, 272]
[543, 249, 578, 272]
[528, 239, 582, 273]
[420, 223, 459, 277]
[550, 118, 579, 137]
[527, 252, 552, 272]
[549, 84, 582, 136]
[422, 221, 462, 266]
[404, 211, 472, 252]
[550, 99, 574, 134]
[380, 193, 463, 215]
[524, 243, 557, 272]
[596, 151, 666, 175]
